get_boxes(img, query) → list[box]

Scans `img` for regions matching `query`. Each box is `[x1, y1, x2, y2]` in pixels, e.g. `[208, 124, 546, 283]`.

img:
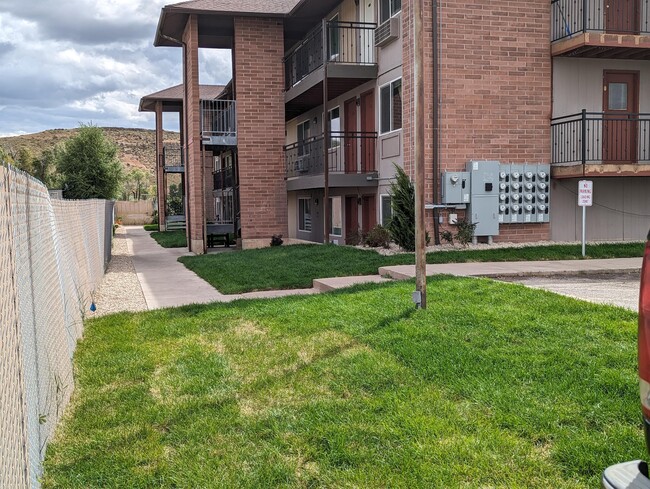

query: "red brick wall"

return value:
[183, 14, 204, 251]
[233, 17, 288, 242]
[402, 0, 552, 242]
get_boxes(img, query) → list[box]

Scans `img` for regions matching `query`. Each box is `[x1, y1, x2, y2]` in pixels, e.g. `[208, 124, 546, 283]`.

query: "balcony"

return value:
[201, 99, 237, 146]
[162, 144, 184, 172]
[213, 167, 235, 191]
[551, 110, 650, 177]
[284, 21, 378, 120]
[284, 131, 378, 190]
[551, 0, 650, 59]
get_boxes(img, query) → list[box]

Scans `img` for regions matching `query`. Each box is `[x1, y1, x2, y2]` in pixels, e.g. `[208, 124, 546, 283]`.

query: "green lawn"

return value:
[43, 278, 642, 488]
[179, 242, 644, 294]
[150, 230, 187, 248]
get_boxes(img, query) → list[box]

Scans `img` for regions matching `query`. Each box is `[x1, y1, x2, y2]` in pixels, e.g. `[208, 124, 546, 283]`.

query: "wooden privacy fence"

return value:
[115, 199, 155, 225]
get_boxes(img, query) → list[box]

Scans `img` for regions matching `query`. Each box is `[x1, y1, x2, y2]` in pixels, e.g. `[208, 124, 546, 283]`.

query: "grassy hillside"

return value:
[0, 127, 180, 174]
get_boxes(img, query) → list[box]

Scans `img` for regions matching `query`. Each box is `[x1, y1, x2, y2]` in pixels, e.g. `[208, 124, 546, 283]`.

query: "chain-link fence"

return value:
[1, 162, 114, 488]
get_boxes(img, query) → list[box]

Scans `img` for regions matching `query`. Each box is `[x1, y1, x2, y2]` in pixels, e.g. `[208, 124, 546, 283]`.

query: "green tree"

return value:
[166, 183, 184, 215]
[122, 168, 150, 200]
[387, 165, 429, 251]
[16, 147, 36, 174]
[57, 125, 123, 199]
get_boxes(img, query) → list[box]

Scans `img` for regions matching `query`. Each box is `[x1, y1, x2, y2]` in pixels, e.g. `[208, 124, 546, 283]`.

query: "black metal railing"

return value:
[162, 144, 183, 169]
[213, 167, 234, 190]
[284, 131, 377, 178]
[552, 0, 650, 41]
[284, 21, 376, 90]
[551, 110, 650, 165]
[201, 99, 237, 139]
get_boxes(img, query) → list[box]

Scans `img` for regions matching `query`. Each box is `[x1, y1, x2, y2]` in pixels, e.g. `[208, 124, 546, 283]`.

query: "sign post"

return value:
[578, 180, 593, 257]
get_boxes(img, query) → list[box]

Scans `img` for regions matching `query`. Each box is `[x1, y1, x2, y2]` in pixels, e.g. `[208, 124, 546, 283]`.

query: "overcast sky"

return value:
[0, 0, 233, 137]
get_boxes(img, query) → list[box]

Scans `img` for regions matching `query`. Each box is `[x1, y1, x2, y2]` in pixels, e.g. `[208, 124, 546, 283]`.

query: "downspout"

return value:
[432, 0, 441, 245]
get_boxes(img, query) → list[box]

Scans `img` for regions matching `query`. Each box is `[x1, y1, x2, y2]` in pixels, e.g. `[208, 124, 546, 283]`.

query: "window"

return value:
[380, 79, 402, 134]
[328, 107, 341, 148]
[380, 0, 401, 23]
[297, 120, 311, 156]
[299, 197, 312, 232]
[329, 196, 342, 236]
[380, 194, 392, 226]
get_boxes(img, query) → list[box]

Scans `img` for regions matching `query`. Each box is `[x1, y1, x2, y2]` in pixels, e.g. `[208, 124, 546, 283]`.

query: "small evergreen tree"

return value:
[57, 124, 123, 199]
[388, 165, 417, 251]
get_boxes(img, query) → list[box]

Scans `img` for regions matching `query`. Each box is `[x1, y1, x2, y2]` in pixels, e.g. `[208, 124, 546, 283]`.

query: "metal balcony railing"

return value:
[201, 100, 237, 144]
[551, 0, 650, 41]
[162, 144, 183, 169]
[284, 131, 377, 178]
[551, 110, 650, 165]
[284, 21, 377, 90]
[213, 167, 234, 190]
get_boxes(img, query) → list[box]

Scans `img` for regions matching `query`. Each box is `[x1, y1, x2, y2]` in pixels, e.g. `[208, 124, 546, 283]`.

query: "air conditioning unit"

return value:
[295, 156, 309, 173]
[374, 17, 400, 47]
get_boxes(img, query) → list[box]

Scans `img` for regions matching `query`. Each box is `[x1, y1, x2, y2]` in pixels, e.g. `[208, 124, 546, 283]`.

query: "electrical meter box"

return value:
[466, 160, 500, 237]
[497, 163, 550, 224]
[441, 171, 470, 205]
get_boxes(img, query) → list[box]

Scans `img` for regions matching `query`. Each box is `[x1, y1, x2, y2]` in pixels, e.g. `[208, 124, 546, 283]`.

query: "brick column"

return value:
[182, 14, 205, 253]
[154, 101, 167, 230]
[233, 17, 288, 249]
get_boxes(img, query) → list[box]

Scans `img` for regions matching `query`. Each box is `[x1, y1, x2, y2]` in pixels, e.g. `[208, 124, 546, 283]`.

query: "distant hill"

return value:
[0, 127, 180, 175]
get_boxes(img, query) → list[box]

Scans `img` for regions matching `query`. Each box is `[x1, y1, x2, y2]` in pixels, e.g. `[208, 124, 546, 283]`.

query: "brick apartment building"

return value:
[142, 0, 650, 253]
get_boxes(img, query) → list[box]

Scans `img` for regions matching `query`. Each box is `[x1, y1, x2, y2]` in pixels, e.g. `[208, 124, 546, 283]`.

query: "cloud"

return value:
[0, 1, 233, 137]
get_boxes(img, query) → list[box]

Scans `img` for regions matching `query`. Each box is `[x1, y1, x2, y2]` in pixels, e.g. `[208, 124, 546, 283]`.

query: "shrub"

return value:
[440, 229, 454, 245]
[387, 165, 429, 251]
[271, 234, 284, 247]
[454, 218, 477, 246]
[345, 228, 363, 246]
[364, 225, 391, 249]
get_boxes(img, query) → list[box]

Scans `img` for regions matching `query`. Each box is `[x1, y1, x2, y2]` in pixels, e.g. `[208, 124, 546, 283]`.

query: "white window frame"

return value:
[379, 77, 402, 135]
[380, 0, 402, 24]
[298, 196, 312, 232]
[380, 194, 392, 227]
[297, 119, 311, 156]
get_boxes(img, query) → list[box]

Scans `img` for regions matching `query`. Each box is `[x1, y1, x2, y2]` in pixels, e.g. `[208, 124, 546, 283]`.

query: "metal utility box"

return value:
[441, 171, 470, 205]
[466, 160, 500, 238]
[497, 163, 551, 225]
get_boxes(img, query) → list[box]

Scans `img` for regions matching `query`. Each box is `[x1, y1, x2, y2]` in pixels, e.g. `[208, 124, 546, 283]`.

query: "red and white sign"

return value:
[578, 180, 593, 207]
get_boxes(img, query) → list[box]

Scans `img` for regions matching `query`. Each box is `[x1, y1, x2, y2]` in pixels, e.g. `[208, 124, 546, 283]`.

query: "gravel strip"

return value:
[90, 227, 148, 317]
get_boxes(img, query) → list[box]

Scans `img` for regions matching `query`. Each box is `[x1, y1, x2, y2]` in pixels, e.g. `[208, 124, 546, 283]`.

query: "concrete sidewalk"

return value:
[125, 226, 642, 310]
[378, 257, 642, 280]
[126, 226, 315, 309]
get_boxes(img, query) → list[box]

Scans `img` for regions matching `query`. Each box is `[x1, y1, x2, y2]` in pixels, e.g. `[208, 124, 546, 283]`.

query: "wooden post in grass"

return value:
[414, 0, 427, 309]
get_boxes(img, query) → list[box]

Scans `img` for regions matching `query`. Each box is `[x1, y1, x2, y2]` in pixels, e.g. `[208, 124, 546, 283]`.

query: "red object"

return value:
[639, 237, 650, 420]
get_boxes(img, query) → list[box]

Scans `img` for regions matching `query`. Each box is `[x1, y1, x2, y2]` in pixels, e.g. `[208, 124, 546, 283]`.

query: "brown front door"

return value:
[603, 71, 639, 163]
[605, 0, 640, 34]
[360, 90, 376, 172]
[344, 98, 357, 173]
[361, 195, 377, 233]
[345, 196, 359, 243]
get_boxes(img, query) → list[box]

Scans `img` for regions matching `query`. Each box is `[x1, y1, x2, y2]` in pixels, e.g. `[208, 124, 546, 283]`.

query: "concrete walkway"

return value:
[127, 226, 316, 309]
[378, 257, 642, 280]
[125, 226, 642, 310]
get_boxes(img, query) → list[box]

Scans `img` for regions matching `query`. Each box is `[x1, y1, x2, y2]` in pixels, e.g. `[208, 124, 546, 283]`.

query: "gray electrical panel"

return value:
[497, 163, 550, 225]
[467, 160, 500, 238]
[441, 171, 470, 205]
